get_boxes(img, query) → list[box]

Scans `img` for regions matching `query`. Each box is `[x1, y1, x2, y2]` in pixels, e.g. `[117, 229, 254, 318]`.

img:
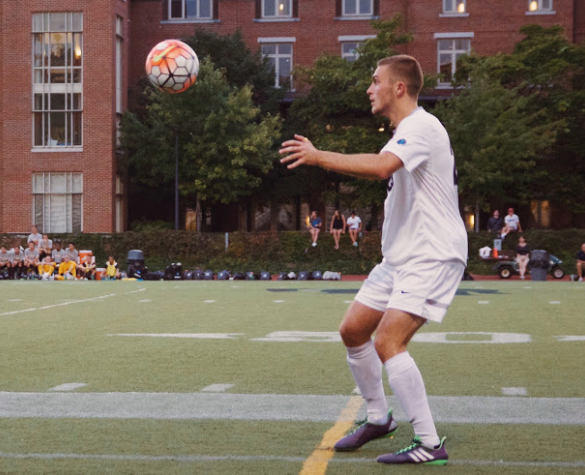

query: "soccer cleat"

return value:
[377, 436, 448, 465]
[334, 410, 397, 452]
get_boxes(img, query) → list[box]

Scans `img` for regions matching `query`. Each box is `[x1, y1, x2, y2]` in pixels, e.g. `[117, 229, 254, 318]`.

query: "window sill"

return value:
[439, 13, 469, 18]
[32, 147, 83, 153]
[160, 19, 219, 25]
[334, 16, 380, 21]
[253, 18, 300, 22]
[525, 11, 555, 15]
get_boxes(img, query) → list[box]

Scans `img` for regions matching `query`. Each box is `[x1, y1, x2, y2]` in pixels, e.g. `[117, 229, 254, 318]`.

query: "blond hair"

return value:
[377, 55, 423, 98]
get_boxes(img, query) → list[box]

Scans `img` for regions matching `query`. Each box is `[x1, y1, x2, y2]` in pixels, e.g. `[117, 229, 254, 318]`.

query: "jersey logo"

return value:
[397, 138, 406, 145]
[387, 176, 394, 192]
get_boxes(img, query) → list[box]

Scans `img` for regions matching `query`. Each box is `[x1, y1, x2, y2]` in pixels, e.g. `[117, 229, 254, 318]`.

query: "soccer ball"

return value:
[145, 39, 199, 94]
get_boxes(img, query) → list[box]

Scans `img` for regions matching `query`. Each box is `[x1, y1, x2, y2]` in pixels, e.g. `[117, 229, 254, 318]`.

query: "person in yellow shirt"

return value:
[104, 256, 120, 280]
[55, 255, 77, 280]
[37, 256, 56, 281]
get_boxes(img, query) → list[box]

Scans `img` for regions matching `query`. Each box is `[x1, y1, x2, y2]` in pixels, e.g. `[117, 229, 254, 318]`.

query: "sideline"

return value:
[0, 293, 117, 316]
[298, 395, 362, 475]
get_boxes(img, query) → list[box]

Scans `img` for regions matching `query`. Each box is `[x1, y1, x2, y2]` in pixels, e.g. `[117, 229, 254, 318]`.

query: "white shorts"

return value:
[355, 260, 465, 323]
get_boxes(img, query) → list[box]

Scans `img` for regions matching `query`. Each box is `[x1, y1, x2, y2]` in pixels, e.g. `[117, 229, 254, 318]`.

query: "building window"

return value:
[528, 0, 552, 12]
[116, 16, 123, 115]
[343, 0, 373, 16]
[437, 38, 471, 84]
[261, 43, 293, 88]
[170, 0, 212, 19]
[33, 173, 83, 233]
[443, 0, 466, 14]
[32, 12, 83, 148]
[341, 42, 361, 61]
[263, 0, 292, 17]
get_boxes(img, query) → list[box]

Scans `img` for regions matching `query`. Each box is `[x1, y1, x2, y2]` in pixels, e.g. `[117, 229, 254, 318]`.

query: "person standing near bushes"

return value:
[330, 210, 346, 250]
[515, 236, 530, 280]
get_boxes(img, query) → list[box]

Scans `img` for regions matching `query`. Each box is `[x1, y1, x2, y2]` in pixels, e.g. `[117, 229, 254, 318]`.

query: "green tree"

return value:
[120, 59, 281, 231]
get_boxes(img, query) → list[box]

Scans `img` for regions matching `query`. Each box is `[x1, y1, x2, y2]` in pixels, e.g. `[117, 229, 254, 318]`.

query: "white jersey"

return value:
[504, 214, 520, 230]
[347, 216, 361, 230]
[380, 107, 467, 267]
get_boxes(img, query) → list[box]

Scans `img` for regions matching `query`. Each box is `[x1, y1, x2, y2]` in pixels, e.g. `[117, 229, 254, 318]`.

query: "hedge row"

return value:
[2, 229, 584, 275]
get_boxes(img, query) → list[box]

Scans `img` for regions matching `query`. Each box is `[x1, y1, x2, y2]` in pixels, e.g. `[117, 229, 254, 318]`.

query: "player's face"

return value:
[367, 66, 396, 117]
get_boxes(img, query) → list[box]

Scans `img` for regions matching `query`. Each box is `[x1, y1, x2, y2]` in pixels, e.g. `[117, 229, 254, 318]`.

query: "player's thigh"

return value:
[374, 309, 426, 361]
[339, 300, 384, 347]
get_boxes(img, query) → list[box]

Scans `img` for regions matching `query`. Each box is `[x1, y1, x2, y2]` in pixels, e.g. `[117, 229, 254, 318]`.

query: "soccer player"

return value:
[23, 241, 40, 278]
[55, 254, 77, 280]
[280, 55, 467, 465]
[576, 243, 585, 282]
[0, 245, 13, 278]
[11, 245, 25, 280]
[37, 256, 57, 281]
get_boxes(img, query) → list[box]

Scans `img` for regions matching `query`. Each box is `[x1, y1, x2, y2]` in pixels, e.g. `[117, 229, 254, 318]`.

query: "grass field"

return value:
[0, 279, 584, 474]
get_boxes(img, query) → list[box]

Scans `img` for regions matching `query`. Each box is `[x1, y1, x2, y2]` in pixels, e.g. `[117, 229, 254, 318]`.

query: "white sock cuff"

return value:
[384, 351, 415, 379]
[346, 339, 375, 359]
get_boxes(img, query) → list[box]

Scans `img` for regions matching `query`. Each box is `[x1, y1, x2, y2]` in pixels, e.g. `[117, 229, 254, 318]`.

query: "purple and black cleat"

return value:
[334, 410, 397, 452]
[377, 436, 448, 465]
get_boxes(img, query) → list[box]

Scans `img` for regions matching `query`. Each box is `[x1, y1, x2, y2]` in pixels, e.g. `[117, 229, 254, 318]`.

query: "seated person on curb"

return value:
[104, 256, 120, 280]
[309, 210, 322, 247]
[39, 234, 53, 260]
[55, 254, 77, 280]
[515, 236, 530, 281]
[23, 242, 40, 277]
[51, 241, 66, 270]
[347, 211, 363, 247]
[27, 225, 42, 248]
[77, 255, 97, 280]
[0, 246, 13, 278]
[576, 243, 585, 282]
[501, 208, 522, 239]
[65, 242, 79, 264]
[37, 256, 57, 281]
[11, 245, 24, 279]
[487, 210, 504, 235]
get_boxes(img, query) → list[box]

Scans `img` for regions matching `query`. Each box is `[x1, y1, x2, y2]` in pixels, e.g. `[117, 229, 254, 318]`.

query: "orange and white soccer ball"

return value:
[145, 39, 199, 94]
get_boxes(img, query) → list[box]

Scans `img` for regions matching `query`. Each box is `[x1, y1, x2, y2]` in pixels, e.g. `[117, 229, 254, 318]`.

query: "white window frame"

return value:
[435, 33, 473, 86]
[116, 16, 123, 115]
[527, 0, 554, 14]
[262, 0, 292, 18]
[32, 12, 83, 151]
[169, 0, 213, 20]
[342, 0, 373, 17]
[259, 38, 295, 89]
[442, 0, 466, 14]
[338, 35, 375, 61]
[32, 172, 83, 233]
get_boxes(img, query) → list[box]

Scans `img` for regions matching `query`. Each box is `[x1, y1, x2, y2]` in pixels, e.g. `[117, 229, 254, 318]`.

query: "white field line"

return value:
[48, 383, 87, 392]
[1, 392, 584, 425]
[0, 452, 583, 469]
[0, 293, 117, 317]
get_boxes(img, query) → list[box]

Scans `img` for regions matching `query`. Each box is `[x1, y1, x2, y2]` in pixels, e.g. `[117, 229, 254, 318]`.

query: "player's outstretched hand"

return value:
[279, 135, 320, 169]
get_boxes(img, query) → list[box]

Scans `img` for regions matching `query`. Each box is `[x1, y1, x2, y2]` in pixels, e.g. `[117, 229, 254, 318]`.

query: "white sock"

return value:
[346, 340, 388, 424]
[384, 352, 440, 448]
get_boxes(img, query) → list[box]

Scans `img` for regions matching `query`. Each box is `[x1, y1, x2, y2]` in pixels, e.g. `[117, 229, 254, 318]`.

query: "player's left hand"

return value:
[279, 135, 320, 169]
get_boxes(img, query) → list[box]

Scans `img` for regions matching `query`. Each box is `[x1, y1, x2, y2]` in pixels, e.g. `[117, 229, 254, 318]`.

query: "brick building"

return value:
[1, 0, 583, 233]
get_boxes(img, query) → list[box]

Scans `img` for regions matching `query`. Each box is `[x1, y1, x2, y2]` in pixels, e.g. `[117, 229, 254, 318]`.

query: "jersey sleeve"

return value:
[380, 119, 431, 172]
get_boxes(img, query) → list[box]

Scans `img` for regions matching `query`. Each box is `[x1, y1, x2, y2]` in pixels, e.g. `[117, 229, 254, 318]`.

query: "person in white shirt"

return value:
[280, 55, 467, 465]
[38, 234, 53, 259]
[501, 207, 522, 239]
[27, 225, 43, 247]
[346, 211, 362, 247]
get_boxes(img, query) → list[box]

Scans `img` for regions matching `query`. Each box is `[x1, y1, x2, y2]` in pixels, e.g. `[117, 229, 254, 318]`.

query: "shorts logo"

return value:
[387, 176, 394, 192]
[397, 139, 406, 145]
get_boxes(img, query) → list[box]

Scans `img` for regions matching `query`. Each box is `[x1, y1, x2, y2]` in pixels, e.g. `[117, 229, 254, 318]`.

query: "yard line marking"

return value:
[501, 387, 527, 396]
[0, 452, 583, 469]
[343, 300, 353, 304]
[7, 299, 22, 302]
[124, 288, 146, 294]
[273, 300, 286, 303]
[351, 386, 361, 395]
[0, 293, 117, 317]
[1, 392, 585, 425]
[109, 333, 243, 339]
[201, 384, 234, 393]
[549, 301, 561, 304]
[556, 335, 585, 342]
[204, 300, 215, 303]
[478, 300, 489, 304]
[48, 383, 87, 392]
[299, 395, 363, 475]
[139, 300, 152, 303]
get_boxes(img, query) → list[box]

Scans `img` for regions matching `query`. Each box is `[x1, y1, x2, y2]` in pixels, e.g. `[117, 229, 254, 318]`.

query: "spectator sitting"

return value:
[23, 241, 40, 278]
[38, 234, 53, 260]
[37, 256, 56, 281]
[27, 225, 42, 248]
[77, 255, 97, 280]
[0, 245, 13, 278]
[487, 210, 504, 235]
[104, 256, 120, 280]
[501, 208, 522, 239]
[56, 254, 77, 280]
[309, 210, 322, 247]
[65, 242, 79, 264]
[515, 236, 530, 280]
[346, 211, 363, 247]
[11, 245, 24, 279]
[330, 209, 346, 250]
[51, 241, 66, 269]
[576, 243, 585, 282]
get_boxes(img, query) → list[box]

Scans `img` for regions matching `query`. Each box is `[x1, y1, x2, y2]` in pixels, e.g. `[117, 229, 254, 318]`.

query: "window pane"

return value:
[33, 13, 44, 32]
[51, 94, 66, 110]
[359, 0, 372, 15]
[264, 0, 276, 17]
[34, 196, 44, 229]
[49, 13, 67, 32]
[72, 13, 83, 32]
[49, 195, 67, 232]
[50, 112, 66, 145]
[72, 34, 82, 67]
[50, 173, 66, 193]
[278, 0, 290, 16]
[262, 44, 276, 55]
[34, 34, 44, 66]
[542, 0, 551, 9]
[34, 113, 45, 146]
[439, 53, 453, 82]
[171, 0, 183, 18]
[278, 43, 292, 55]
[72, 174, 83, 193]
[438, 40, 453, 51]
[444, 0, 454, 12]
[73, 93, 82, 110]
[185, 0, 198, 17]
[72, 112, 82, 145]
[278, 57, 291, 83]
[72, 194, 82, 233]
[344, 0, 356, 15]
[455, 39, 470, 50]
[50, 68, 66, 83]
[200, 0, 212, 18]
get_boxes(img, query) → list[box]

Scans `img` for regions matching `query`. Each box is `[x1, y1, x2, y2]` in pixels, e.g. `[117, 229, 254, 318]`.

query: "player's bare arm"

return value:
[279, 134, 404, 180]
